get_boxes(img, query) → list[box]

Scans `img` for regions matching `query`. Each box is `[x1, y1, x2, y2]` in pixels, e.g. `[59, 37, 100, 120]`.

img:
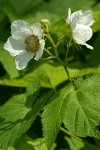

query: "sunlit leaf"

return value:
[65, 136, 96, 150]
[92, 11, 100, 32]
[0, 80, 52, 149]
[0, 61, 100, 88]
[42, 74, 100, 149]
[0, 43, 19, 79]
[14, 135, 56, 150]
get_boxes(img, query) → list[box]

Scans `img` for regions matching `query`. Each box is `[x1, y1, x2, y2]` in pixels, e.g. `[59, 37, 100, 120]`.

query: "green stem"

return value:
[65, 37, 72, 62]
[44, 34, 55, 50]
[44, 34, 64, 65]
[46, 24, 49, 33]
[60, 127, 98, 150]
[44, 34, 72, 83]
[44, 48, 53, 56]
[64, 37, 73, 83]
[63, 64, 72, 83]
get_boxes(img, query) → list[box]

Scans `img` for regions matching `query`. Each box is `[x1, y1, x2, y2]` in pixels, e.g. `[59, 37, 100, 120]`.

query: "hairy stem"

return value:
[44, 34, 73, 83]
[60, 127, 98, 150]
[64, 37, 73, 83]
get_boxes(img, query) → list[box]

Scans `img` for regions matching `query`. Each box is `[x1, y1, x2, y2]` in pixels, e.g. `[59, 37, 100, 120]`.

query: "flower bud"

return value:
[40, 19, 50, 26]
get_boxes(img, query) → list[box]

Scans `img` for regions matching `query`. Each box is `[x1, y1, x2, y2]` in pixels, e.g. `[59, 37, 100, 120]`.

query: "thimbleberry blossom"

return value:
[4, 20, 45, 70]
[67, 8, 95, 49]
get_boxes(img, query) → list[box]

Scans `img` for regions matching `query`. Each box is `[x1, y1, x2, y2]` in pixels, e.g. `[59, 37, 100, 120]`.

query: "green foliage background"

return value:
[0, 0, 100, 150]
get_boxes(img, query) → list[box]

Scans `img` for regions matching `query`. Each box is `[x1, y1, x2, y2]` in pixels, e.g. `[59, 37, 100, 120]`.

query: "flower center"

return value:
[25, 35, 39, 52]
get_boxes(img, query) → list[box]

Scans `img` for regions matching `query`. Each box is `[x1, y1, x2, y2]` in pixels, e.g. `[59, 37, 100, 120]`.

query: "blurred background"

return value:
[0, 0, 100, 40]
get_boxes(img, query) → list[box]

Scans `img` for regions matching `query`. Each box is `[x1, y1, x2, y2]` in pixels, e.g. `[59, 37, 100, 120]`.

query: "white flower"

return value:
[4, 20, 45, 70]
[67, 8, 95, 49]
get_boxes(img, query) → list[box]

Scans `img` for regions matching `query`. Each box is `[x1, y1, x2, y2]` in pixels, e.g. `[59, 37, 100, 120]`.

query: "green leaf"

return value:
[63, 74, 100, 138]
[42, 83, 73, 149]
[0, 42, 19, 79]
[92, 11, 100, 32]
[0, 61, 100, 88]
[9, 0, 41, 15]
[65, 136, 97, 150]
[14, 135, 56, 150]
[0, 80, 52, 150]
[51, 19, 70, 36]
[3, 0, 68, 23]
[65, 137, 85, 150]
[7, 147, 15, 150]
[15, 135, 47, 150]
[0, 61, 68, 88]
[3, 0, 99, 25]
[42, 74, 100, 149]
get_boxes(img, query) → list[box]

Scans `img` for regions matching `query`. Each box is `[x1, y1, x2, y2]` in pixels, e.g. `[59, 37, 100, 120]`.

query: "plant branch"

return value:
[44, 34, 73, 84]
[60, 127, 98, 150]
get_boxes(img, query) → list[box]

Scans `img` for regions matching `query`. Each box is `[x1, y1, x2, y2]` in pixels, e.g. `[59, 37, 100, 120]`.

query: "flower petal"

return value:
[71, 10, 82, 29]
[67, 8, 72, 25]
[15, 51, 34, 70]
[73, 24, 92, 44]
[79, 10, 95, 26]
[11, 20, 32, 39]
[4, 36, 25, 56]
[31, 23, 43, 38]
[34, 39, 45, 61]
[84, 43, 93, 50]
